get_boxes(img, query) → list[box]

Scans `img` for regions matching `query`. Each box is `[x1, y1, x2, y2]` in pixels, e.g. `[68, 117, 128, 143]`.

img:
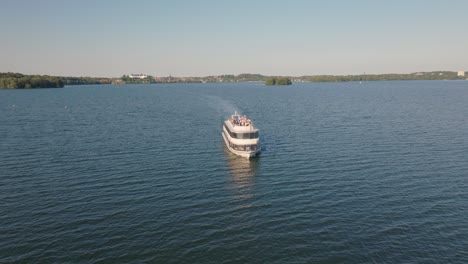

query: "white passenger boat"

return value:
[222, 112, 260, 158]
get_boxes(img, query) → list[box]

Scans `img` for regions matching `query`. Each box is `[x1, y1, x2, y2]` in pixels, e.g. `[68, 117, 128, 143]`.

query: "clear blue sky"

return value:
[1, 0, 467, 77]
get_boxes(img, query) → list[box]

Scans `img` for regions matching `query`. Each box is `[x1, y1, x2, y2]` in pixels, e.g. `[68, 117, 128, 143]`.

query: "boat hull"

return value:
[222, 132, 260, 158]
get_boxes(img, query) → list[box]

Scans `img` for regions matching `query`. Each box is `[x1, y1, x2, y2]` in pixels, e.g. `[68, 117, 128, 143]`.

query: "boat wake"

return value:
[202, 95, 242, 118]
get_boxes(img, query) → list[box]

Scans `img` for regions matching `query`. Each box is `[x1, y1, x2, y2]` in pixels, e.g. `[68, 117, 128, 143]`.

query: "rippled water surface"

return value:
[1, 81, 468, 263]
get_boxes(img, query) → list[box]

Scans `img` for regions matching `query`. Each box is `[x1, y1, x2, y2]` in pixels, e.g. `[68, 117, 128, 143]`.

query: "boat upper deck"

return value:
[225, 112, 258, 132]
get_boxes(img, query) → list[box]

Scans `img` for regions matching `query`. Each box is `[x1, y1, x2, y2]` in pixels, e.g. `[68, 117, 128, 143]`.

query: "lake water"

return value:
[1, 81, 467, 263]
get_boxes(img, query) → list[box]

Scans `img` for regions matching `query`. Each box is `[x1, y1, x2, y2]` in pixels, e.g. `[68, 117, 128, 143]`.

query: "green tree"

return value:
[265, 78, 276, 85]
[265, 77, 291, 85]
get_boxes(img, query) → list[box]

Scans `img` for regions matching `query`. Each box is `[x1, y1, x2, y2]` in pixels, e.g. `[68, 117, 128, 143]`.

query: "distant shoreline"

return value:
[1, 71, 466, 89]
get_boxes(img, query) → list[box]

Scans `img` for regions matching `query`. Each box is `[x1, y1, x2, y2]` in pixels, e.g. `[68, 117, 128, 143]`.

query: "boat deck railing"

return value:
[230, 111, 254, 128]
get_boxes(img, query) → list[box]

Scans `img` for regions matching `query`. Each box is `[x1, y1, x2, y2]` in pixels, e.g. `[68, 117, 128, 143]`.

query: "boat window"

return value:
[228, 143, 259, 151]
[236, 132, 259, 139]
[224, 124, 259, 139]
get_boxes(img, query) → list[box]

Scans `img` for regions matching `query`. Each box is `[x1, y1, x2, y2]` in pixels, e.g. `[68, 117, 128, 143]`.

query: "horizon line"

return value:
[1, 70, 466, 79]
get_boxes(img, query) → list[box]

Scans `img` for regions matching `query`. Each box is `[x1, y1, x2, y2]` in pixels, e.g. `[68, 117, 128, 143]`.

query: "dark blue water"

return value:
[1, 81, 467, 263]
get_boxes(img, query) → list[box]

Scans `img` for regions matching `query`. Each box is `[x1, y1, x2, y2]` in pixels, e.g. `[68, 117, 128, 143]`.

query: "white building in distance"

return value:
[457, 71, 465, 77]
[129, 74, 148, 79]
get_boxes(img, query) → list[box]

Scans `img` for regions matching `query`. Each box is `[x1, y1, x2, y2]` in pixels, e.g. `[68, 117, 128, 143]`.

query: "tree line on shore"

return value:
[120, 75, 156, 84]
[0, 72, 111, 89]
[1, 71, 466, 88]
[0, 73, 63, 89]
[265, 77, 292, 85]
[300, 71, 465, 82]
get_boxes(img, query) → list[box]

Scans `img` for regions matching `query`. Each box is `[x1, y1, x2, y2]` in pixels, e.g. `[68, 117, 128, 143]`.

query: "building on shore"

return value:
[129, 74, 148, 79]
[457, 71, 465, 77]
